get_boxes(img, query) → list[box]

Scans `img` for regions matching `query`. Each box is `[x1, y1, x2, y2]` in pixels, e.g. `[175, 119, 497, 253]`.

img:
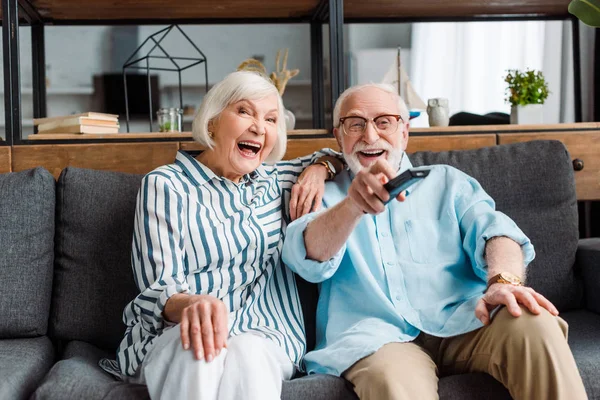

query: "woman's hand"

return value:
[178, 294, 228, 362]
[289, 164, 329, 221]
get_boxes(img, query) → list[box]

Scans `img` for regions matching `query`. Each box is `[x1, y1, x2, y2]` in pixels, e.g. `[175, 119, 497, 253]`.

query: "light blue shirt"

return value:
[282, 154, 535, 376]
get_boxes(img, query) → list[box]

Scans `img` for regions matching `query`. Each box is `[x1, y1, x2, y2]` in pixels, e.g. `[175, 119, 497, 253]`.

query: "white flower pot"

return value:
[510, 104, 543, 125]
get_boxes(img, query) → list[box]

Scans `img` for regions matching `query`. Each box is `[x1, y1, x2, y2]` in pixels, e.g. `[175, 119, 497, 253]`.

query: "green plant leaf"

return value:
[569, 0, 600, 27]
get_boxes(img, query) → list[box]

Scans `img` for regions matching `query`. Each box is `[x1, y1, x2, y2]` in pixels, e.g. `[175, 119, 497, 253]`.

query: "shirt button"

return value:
[386, 261, 394, 266]
[396, 294, 401, 300]
[381, 231, 389, 237]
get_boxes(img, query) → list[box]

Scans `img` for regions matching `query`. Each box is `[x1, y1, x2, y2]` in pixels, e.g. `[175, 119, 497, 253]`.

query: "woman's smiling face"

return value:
[207, 95, 280, 182]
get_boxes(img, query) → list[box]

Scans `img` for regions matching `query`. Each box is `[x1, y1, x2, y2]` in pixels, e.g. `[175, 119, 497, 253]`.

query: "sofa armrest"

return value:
[575, 238, 600, 314]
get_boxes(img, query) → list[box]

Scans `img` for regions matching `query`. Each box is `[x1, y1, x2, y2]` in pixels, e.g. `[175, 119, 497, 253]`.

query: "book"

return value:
[38, 117, 118, 132]
[36, 124, 120, 134]
[33, 112, 119, 126]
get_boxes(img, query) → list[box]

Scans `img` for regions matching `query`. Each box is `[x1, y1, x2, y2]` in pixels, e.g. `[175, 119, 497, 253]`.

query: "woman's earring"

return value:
[208, 131, 214, 139]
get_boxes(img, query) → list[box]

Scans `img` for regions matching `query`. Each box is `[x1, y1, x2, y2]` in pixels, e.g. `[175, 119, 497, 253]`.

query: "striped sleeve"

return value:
[130, 173, 190, 336]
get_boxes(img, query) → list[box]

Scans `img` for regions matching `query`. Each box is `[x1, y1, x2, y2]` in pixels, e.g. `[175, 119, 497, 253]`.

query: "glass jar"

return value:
[157, 108, 183, 132]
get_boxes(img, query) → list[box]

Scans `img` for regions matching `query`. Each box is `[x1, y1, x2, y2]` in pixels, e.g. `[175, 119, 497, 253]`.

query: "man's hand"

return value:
[475, 284, 559, 325]
[290, 164, 328, 221]
[179, 295, 228, 362]
[346, 159, 406, 216]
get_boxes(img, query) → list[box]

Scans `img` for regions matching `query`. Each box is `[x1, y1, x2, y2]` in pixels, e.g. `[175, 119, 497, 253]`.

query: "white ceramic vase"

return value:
[510, 104, 543, 125]
[284, 109, 296, 131]
[427, 98, 450, 127]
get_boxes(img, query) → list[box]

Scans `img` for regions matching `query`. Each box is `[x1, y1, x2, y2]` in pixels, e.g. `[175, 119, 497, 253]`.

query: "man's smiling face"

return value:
[334, 86, 409, 175]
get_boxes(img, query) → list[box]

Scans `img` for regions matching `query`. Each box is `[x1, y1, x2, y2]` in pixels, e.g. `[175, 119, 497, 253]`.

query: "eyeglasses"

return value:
[339, 114, 403, 136]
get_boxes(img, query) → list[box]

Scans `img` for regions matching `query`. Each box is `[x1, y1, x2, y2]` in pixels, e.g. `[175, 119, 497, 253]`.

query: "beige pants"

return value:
[343, 307, 587, 400]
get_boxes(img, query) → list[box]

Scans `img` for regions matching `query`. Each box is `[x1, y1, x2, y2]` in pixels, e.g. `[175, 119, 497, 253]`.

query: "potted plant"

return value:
[504, 69, 549, 125]
[569, 0, 600, 27]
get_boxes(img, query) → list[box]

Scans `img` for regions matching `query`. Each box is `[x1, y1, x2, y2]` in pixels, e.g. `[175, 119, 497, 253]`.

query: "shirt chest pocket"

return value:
[404, 218, 463, 264]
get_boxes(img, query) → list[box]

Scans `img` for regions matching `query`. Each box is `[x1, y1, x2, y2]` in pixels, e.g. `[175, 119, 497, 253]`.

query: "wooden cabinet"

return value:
[11, 143, 179, 179]
[0, 147, 10, 174]
[499, 131, 600, 201]
[8, 123, 600, 202]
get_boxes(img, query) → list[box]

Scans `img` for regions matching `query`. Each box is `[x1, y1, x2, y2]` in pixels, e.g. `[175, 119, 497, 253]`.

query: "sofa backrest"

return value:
[50, 167, 142, 350]
[408, 140, 582, 311]
[0, 167, 55, 338]
[48, 140, 582, 354]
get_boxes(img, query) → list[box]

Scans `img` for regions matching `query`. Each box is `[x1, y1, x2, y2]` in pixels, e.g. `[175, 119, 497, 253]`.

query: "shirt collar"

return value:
[175, 150, 262, 187]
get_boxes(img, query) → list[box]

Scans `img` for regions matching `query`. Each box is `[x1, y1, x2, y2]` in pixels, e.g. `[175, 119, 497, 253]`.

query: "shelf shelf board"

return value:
[0, 87, 94, 95]
[20, 0, 321, 22]
[26, 129, 329, 140]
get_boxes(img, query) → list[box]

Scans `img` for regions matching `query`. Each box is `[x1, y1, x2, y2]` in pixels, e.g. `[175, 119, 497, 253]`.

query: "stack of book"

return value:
[34, 113, 119, 134]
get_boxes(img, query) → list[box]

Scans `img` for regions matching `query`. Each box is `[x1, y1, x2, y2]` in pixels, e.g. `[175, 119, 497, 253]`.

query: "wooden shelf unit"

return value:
[1, 0, 572, 22]
[10, 123, 600, 202]
[343, 0, 571, 20]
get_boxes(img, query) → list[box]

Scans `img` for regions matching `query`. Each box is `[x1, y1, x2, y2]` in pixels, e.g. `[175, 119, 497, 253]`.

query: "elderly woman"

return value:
[115, 71, 341, 400]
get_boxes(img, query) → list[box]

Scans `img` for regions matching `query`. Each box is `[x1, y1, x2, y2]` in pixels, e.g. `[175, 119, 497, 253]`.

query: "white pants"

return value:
[130, 325, 294, 400]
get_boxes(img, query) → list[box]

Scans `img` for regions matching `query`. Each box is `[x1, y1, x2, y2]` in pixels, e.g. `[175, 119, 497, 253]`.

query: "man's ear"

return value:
[333, 127, 343, 149]
[400, 122, 410, 149]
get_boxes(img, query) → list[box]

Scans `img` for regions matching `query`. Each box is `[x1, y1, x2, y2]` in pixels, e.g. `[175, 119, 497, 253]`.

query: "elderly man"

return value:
[282, 83, 587, 400]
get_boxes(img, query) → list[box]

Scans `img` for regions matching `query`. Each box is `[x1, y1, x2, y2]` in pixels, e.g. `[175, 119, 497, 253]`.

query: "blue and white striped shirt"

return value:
[116, 149, 333, 377]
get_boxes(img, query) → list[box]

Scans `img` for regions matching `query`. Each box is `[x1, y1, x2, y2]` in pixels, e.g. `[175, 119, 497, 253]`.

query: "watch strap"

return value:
[317, 161, 336, 180]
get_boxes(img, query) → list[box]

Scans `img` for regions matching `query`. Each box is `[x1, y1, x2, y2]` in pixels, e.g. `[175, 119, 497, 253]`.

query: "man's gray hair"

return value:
[332, 83, 410, 128]
[192, 71, 287, 163]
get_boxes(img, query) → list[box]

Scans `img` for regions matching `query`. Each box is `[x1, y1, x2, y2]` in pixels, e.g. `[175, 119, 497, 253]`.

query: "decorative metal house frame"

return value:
[122, 25, 208, 132]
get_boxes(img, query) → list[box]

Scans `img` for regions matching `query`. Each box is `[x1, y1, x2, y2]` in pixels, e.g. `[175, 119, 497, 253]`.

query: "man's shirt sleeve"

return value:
[455, 174, 536, 281]
[282, 210, 346, 283]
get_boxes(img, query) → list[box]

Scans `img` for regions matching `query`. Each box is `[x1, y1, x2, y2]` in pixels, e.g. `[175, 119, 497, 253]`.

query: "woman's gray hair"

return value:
[192, 71, 287, 163]
[332, 83, 410, 128]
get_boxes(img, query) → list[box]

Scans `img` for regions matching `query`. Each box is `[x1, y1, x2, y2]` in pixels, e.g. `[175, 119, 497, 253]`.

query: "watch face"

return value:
[500, 272, 521, 284]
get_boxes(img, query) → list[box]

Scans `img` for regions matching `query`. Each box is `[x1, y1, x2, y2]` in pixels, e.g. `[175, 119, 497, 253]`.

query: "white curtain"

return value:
[409, 21, 559, 126]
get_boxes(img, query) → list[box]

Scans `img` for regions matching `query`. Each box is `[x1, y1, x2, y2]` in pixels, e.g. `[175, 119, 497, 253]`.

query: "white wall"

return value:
[0, 26, 113, 139]
[138, 24, 312, 86]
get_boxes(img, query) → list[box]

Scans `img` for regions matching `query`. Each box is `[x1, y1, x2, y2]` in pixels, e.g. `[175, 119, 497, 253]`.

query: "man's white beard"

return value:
[343, 139, 404, 175]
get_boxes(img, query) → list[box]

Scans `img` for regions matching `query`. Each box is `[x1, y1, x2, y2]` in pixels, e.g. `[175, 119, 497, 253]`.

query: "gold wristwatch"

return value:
[486, 272, 523, 290]
[317, 160, 336, 180]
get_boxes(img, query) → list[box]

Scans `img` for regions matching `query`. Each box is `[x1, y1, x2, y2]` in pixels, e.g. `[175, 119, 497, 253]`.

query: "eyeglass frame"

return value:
[338, 114, 404, 136]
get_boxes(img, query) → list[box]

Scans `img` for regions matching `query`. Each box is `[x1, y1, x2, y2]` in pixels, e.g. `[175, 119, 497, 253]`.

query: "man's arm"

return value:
[475, 236, 558, 325]
[303, 159, 404, 261]
[304, 197, 363, 261]
[485, 236, 525, 280]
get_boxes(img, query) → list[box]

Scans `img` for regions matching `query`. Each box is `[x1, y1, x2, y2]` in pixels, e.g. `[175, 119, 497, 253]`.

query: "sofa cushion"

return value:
[561, 310, 600, 399]
[50, 167, 142, 350]
[34, 340, 357, 400]
[283, 374, 358, 400]
[0, 167, 55, 337]
[0, 336, 54, 400]
[410, 140, 582, 311]
[438, 373, 510, 400]
[32, 340, 148, 400]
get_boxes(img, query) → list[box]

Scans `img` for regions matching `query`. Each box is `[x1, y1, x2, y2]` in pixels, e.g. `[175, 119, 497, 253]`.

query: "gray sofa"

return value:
[0, 140, 599, 400]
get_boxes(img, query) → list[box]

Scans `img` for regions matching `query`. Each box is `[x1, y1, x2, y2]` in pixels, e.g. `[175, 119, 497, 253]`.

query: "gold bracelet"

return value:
[316, 161, 335, 180]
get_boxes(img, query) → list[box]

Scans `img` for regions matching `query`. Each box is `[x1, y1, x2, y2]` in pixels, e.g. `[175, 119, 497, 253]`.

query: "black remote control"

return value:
[383, 168, 430, 203]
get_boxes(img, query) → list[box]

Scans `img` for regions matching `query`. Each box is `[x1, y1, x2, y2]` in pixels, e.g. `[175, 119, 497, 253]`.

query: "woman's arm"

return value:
[289, 155, 344, 220]
[272, 148, 344, 220]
